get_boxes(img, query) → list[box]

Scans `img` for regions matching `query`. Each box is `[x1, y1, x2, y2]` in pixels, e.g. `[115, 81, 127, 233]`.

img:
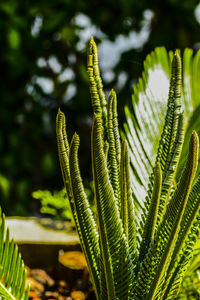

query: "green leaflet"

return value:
[56, 110, 71, 198]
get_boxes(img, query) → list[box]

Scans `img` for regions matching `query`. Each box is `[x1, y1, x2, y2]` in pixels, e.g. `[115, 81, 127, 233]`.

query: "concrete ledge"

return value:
[5, 217, 79, 245]
[5, 217, 80, 268]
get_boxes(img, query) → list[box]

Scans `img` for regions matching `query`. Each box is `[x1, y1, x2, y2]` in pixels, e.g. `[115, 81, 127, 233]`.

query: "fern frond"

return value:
[123, 47, 172, 217]
[87, 37, 107, 138]
[56, 110, 101, 299]
[177, 172, 200, 249]
[56, 110, 81, 236]
[138, 51, 183, 248]
[157, 112, 184, 225]
[107, 89, 121, 207]
[135, 131, 198, 299]
[92, 113, 134, 300]
[69, 133, 101, 297]
[56, 109, 71, 197]
[155, 50, 182, 172]
[148, 131, 198, 300]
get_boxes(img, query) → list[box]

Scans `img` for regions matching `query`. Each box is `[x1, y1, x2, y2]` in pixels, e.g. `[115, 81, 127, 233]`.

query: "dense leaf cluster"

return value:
[56, 39, 200, 299]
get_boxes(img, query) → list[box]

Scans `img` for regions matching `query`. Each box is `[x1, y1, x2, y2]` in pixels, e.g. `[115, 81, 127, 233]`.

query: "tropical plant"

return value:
[0, 208, 29, 300]
[56, 38, 200, 299]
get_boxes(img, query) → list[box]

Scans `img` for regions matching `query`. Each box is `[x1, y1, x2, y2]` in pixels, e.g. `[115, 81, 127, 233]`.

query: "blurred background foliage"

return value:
[0, 0, 200, 215]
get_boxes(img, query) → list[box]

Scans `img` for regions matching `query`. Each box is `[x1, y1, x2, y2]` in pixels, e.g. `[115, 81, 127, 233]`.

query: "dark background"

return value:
[0, 0, 200, 215]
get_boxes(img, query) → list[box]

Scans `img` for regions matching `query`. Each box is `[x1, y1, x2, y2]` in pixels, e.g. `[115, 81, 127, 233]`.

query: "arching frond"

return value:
[123, 47, 200, 221]
[139, 51, 183, 242]
[87, 37, 107, 139]
[0, 209, 29, 300]
[56, 110, 101, 299]
[107, 89, 121, 208]
[122, 47, 172, 217]
[92, 114, 134, 300]
[69, 133, 101, 296]
[135, 131, 198, 299]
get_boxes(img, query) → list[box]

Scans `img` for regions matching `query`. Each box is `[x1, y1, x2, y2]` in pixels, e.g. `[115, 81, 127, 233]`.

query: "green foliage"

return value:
[57, 39, 200, 299]
[178, 271, 200, 299]
[0, 208, 29, 300]
[32, 183, 94, 221]
[32, 185, 94, 221]
[32, 189, 73, 221]
[178, 248, 200, 299]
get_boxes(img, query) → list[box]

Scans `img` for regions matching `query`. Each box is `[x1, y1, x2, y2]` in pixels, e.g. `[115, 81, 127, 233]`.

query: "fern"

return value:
[56, 38, 200, 299]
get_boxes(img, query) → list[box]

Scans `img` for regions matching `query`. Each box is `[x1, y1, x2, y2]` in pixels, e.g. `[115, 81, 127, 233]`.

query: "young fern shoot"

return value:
[56, 38, 200, 300]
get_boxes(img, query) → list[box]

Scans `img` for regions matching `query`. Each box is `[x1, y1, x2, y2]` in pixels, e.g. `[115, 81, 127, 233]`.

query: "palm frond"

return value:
[69, 133, 101, 296]
[107, 90, 121, 208]
[122, 47, 172, 216]
[0, 209, 29, 300]
[139, 51, 183, 239]
[87, 37, 107, 139]
[92, 114, 134, 300]
[134, 131, 198, 299]
[123, 47, 200, 219]
[56, 110, 101, 299]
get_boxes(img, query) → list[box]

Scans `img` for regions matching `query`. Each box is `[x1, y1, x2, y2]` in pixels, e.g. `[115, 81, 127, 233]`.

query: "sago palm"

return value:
[56, 38, 200, 299]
